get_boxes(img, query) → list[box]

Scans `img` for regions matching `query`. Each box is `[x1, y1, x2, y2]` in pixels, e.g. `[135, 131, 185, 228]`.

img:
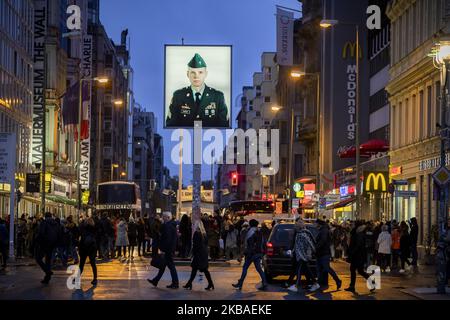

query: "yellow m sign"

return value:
[342, 42, 363, 59]
[365, 172, 387, 192]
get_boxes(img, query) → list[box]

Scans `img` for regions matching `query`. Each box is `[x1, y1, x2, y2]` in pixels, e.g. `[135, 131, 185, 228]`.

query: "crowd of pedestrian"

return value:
[1, 210, 449, 293]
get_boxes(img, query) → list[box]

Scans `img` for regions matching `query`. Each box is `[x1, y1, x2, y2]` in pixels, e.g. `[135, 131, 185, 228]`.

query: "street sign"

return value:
[26, 173, 41, 193]
[395, 191, 418, 198]
[293, 183, 302, 193]
[292, 198, 300, 209]
[432, 166, 450, 186]
[392, 180, 408, 186]
[325, 194, 341, 202]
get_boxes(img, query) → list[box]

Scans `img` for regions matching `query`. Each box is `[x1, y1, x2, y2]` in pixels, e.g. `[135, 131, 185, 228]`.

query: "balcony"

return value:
[296, 116, 317, 142]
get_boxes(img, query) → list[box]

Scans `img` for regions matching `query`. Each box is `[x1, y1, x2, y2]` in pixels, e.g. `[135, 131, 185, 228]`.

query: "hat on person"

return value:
[188, 53, 207, 68]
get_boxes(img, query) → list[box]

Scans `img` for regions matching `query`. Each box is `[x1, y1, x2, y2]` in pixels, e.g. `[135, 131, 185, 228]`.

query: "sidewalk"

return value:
[400, 287, 450, 300]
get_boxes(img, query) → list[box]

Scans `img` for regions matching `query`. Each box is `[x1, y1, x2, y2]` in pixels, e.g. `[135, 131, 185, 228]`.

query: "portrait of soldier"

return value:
[166, 53, 229, 128]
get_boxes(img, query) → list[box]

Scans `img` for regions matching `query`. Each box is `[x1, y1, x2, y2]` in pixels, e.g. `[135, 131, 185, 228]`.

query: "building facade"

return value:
[386, 0, 450, 246]
[0, 0, 34, 217]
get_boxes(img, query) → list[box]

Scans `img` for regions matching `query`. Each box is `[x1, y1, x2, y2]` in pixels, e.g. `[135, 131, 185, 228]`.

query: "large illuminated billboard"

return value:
[164, 45, 232, 129]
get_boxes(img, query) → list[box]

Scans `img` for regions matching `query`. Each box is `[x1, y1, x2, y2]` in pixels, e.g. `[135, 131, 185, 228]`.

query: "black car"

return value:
[263, 222, 318, 283]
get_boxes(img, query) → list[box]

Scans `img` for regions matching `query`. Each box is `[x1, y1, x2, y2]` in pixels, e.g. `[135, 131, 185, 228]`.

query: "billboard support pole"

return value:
[177, 131, 183, 220]
[192, 121, 202, 223]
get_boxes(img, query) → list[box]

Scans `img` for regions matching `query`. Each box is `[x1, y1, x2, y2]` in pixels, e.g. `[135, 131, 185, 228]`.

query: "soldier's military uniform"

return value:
[166, 53, 229, 128]
[166, 85, 228, 128]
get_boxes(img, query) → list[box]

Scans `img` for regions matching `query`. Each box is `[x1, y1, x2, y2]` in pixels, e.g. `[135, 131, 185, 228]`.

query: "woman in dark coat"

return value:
[399, 221, 412, 272]
[137, 218, 146, 257]
[183, 220, 214, 290]
[78, 217, 98, 286]
[345, 221, 373, 293]
[179, 214, 192, 258]
[128, 217, 138, 259]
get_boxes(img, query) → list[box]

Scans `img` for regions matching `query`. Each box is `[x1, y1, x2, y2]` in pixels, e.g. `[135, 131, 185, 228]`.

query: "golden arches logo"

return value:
[365, 173, 387, 192]
[342, 42, 363, 59]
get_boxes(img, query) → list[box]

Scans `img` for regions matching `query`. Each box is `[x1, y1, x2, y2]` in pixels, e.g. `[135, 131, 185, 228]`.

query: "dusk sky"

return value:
[100, 0, 302, 186]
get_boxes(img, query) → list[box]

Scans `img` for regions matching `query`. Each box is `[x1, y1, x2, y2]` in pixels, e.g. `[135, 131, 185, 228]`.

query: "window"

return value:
[427, 86, 432, 137]
[264, 67, 272, 81]
[419, 91, 424, 140]
[134, 162, 141, 169]
[264, 96, 271, 103]
[256, 111, 261, 117]
[436, 81, 441, 135]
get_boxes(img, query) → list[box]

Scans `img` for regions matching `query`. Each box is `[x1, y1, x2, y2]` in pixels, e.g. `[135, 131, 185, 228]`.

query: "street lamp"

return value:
[111, 164, 119, 181]
[77, 76, 109, 217]
[271, 104, 294, 214]
[320, 19, 361, 219]
[97, 98, 123, 185]
[290, 69, 321, 217]
[430, 39, 450, 294]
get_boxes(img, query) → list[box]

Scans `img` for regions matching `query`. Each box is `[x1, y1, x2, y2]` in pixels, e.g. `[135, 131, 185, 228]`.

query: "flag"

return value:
[61, 81, 79, 135]
[276, 8, 294, 66]
[80, 80, 91, 140]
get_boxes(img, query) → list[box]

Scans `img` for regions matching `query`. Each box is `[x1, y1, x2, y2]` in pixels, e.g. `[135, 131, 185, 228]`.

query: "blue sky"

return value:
[100, 0, 301, 185]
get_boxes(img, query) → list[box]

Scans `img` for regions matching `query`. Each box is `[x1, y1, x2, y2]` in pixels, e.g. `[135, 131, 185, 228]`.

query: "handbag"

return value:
[150, 254, 165, 269]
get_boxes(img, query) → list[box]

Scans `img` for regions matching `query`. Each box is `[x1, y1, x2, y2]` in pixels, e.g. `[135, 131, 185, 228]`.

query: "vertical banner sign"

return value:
[31, 0, 47, 165]
[0, 133, 17, 258]
[80, 35, 93, 190]
[276, 8, 294, 66]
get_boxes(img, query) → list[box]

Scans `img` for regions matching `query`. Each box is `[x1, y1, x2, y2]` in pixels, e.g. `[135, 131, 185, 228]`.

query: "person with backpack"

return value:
[78, 217, 98, 286]
[35, 212, 60, 284]
[287, 219, 321, 293]
[232, 219, 268, 291]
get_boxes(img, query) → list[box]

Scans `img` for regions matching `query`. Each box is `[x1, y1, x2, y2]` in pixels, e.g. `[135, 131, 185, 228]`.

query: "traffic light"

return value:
[231, 172, 238, 186]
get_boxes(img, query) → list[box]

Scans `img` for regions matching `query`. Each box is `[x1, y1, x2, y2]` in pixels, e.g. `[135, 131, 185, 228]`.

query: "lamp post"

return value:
[97, 98, 123, 185]
[271, 104, 294, 214]
[290, 70, 321, 216]
[321, 19, 361, 218]
[76, 77, 108, 218]
[431, 40, 450, 294]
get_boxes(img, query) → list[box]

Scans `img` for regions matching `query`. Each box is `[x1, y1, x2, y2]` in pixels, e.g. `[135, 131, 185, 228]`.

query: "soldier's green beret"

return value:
[188, 53, 207, 68]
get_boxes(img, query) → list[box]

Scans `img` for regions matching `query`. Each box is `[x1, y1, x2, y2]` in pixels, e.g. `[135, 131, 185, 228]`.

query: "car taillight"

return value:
[266, 242, 274, 256]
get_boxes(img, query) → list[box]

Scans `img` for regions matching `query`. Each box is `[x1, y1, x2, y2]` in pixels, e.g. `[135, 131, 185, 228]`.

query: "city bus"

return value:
[225, 200, 275, 225]
[96, 181, 141, 218]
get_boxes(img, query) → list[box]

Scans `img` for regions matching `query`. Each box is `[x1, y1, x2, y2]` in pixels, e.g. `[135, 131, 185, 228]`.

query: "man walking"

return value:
[315, 219, 342, 290]
[232, 219, 268, 291]
[35, 212, 60, 284]
[147, 212, 179, 289]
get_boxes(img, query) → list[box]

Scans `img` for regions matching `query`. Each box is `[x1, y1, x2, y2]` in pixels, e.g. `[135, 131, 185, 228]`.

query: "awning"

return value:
[360, 139, 389, 152]
[326, 197, 356, 210]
